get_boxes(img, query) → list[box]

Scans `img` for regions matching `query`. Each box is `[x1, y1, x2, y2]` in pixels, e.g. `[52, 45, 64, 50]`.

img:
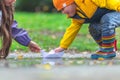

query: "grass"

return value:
[11, 12, 120, 52]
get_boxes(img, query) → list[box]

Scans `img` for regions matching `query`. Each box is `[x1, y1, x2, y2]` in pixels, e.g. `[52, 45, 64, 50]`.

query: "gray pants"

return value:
[89, 12, 120, 52]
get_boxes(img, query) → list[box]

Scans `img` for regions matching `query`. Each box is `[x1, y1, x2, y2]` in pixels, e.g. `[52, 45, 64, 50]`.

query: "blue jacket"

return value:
[12, 21, 31, 46]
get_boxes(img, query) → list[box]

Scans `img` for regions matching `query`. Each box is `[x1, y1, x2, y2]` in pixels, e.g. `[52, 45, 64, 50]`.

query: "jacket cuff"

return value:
[14, 35, 31, 46]
[60, 45, 68, 50]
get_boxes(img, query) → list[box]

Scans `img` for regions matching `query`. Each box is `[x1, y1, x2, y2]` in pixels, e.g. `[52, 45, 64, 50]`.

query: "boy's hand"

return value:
[28, 41, 41, 53]
[54, 47, 65, 53]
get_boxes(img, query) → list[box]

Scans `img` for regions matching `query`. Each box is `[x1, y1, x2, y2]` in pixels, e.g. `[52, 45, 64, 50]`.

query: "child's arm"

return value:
[11, 20, 40, 52]
[55, 19, 84, 52]
[12, 20, 31, 46]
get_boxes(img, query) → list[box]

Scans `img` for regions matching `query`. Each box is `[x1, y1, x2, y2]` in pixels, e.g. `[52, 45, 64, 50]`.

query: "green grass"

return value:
[11, 12, 120, 52]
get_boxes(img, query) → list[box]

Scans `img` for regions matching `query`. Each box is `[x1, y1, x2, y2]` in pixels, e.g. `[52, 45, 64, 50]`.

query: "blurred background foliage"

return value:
[15, 0, 56, 12]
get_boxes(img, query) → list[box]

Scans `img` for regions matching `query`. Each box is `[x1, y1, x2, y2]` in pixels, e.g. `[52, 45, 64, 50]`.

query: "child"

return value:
[12, 21, 41, 53]
[53, 0, 120, 59]
[0, 0, 40, 59]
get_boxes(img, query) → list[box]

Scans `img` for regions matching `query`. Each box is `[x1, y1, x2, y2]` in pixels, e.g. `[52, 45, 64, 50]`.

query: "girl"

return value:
[0, 0, 40, 59]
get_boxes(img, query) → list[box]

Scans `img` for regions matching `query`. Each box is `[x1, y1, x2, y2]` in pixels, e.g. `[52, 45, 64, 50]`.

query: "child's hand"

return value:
[28, 41, 41, 53]
[54, 47, 65, 53]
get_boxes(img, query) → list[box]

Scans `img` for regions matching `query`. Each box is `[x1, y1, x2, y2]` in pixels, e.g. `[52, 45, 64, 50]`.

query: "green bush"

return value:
[15, 0, 56, 12]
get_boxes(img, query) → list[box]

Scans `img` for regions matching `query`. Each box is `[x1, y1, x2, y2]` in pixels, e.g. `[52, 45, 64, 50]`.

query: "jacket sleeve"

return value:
[60, 19, 84, 49]
[92, 0, 120, 11]
[12, 20, 31, 46]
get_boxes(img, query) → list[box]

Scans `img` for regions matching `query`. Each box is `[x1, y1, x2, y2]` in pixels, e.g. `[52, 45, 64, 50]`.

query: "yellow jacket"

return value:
[60, 0, 118, 49]
[92, 0, 120, 12]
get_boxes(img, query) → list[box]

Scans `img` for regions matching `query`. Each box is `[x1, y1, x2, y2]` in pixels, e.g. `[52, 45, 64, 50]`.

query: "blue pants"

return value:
[89, 12, 120, 52]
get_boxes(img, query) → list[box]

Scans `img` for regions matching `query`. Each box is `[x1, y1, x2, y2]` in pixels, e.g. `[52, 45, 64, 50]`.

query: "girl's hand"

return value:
[54, 47, 65, 53]
[28, 41, 41, 53]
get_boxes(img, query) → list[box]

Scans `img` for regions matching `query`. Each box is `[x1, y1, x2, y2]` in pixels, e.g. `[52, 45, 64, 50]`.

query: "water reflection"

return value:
[0, 59, 9, 68]
[41, 58, 63, 66]
[1, 58, 120, 68]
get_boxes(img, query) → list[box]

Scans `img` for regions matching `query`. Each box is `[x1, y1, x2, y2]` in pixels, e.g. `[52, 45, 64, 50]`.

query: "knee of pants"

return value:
[100, 14, 116, 33]
[89, 24, 101, 36]
[100, 12, 120, 28]
[101, 14, 112, 24]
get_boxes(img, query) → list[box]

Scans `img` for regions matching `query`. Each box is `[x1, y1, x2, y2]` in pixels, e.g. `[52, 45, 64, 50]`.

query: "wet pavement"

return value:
[1, 52, 120, 80]
[1, 66, 120, 80]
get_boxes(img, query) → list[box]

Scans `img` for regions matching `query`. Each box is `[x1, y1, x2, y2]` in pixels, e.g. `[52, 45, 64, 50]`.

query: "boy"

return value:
[53, 0, 120, 59]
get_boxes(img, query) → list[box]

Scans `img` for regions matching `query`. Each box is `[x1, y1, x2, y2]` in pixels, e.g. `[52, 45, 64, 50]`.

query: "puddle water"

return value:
[1, 57, 120, 68]
[1, 54, 120, 80]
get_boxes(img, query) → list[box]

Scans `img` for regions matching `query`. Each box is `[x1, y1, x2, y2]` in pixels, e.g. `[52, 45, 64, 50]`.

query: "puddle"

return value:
[1, 57, 120, 68]
[1, 53, 120, 80]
